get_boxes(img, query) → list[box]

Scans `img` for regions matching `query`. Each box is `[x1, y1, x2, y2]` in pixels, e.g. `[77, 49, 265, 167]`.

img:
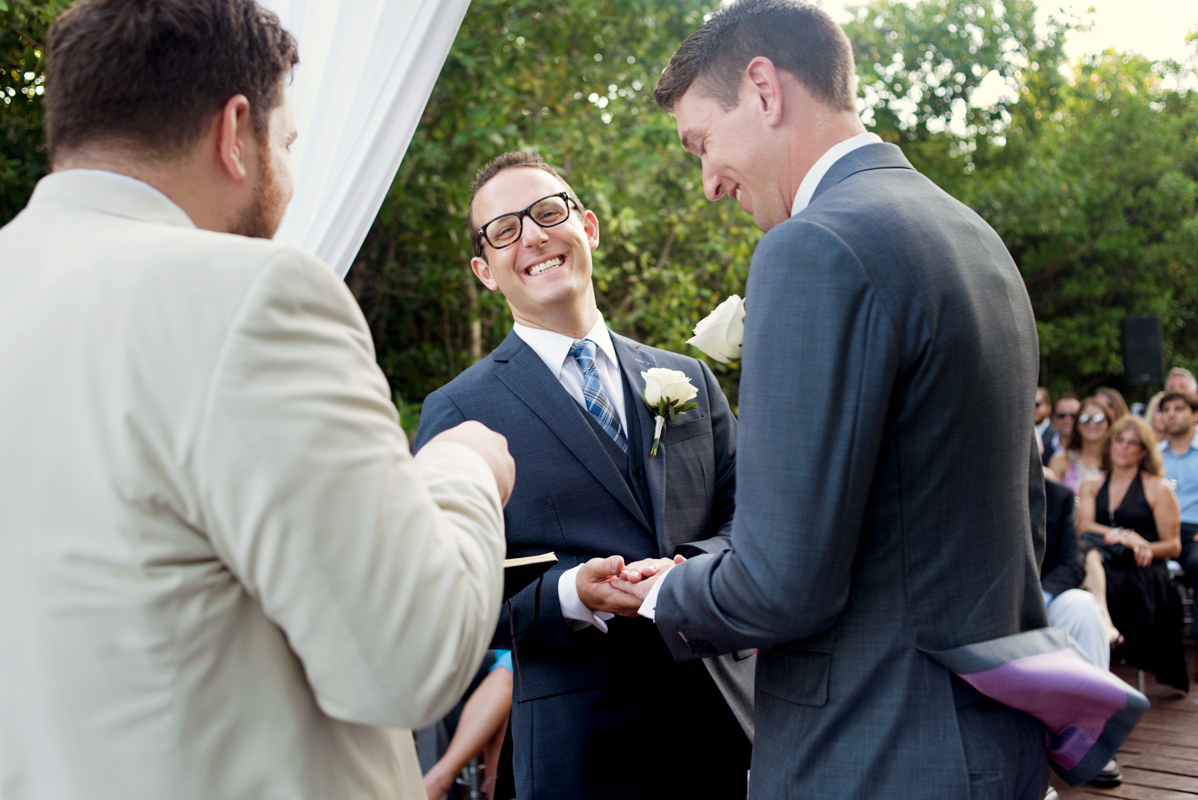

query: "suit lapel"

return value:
[612, 335, 667, 548]
[494, 332, 651, 531]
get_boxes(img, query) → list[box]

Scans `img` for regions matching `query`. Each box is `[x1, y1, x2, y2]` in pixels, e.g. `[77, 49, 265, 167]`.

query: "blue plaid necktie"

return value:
[569, 339, 629, 454]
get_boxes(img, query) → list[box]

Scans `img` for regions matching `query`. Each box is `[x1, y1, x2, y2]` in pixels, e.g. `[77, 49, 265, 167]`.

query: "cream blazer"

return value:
[0, 171, 505, 799]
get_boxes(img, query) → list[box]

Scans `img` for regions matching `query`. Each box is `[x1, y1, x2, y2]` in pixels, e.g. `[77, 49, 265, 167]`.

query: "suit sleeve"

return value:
[417, 383, 576, 652]
[674, 358, 738, 557]
[1041, 483, 1083, 596]
[656, 221, 899, 657]
[195, 250, 505, 729]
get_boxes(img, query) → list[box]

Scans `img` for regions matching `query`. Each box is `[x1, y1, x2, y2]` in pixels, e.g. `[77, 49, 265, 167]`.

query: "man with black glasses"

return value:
[414, 152, 752, 799]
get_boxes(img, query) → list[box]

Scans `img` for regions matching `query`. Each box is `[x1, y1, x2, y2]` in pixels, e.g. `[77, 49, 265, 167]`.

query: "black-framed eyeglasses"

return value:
[1078, 412, 1106, 425]
[475, 192, 580, 255]
[1055, 411, 1078, 419]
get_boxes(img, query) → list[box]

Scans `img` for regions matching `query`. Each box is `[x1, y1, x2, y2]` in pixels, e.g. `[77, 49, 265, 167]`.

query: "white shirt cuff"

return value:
[558, 564, 614, 633]
[637, 568, 670, 621]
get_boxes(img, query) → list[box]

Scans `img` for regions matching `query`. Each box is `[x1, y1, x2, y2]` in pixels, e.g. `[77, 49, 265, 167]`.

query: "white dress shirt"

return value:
[638, 133, 884, 622]
[513, 313, 624, 633]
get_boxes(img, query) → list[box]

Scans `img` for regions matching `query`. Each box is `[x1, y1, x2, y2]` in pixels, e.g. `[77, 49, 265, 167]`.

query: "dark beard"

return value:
[230, 145, 286, 240]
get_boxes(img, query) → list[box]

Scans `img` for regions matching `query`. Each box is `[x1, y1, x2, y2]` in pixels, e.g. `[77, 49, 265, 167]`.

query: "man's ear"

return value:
[744, 56, 784, 126]
[582, 208, 600, 251]
[471, 255, 499, 291]
[215, 94, 253, 182]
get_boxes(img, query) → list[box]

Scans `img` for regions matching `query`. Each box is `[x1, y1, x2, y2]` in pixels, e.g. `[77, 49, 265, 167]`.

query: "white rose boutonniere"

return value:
[641, 367, 698, 456]
[687, 294, 745, 364]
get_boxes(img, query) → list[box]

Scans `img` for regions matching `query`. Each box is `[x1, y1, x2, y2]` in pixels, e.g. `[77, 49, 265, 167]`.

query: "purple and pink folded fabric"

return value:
[928, 627, 1149, 787]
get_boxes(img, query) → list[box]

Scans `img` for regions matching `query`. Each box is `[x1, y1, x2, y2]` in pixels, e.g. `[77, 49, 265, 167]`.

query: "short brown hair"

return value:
[654, 0, 857, 114]
[45, 0, 298, 163]
[467, 152, 582, 257]
[1102, 415, 1164, 476]
[1160, 391, 1198, 413]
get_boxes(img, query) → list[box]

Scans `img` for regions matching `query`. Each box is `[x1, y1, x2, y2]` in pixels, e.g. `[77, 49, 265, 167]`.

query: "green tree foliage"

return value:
[0, 0, 68, 221]
[2, 0, 1195, 413]
[844, 1, 1197, 398]
[349, 0, 756, 423]
[972, 54, 1198, 397]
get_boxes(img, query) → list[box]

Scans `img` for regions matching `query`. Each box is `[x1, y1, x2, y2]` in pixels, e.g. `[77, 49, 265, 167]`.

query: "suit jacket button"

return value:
[632, 467, 645, 478]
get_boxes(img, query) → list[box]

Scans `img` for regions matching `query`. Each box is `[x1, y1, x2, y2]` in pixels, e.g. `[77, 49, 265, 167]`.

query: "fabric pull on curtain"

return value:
[261, 0, 471, 278]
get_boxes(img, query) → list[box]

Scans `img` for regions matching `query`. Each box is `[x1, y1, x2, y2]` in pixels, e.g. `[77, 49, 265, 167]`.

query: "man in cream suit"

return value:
[0, 2, 512, 798]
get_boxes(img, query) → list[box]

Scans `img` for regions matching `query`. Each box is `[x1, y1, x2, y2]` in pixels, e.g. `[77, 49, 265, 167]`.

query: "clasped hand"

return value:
[576, 554, 686, 616]
[1104, 527, 1154, 567]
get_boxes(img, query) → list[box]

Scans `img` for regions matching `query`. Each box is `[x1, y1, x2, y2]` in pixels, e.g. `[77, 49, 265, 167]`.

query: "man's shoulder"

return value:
[427, 340, 520, 406]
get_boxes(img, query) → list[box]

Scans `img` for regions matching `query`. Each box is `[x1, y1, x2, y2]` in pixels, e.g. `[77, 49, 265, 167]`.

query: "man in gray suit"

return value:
[414, 152, 752, 799]
[615, 1, 1051, 797]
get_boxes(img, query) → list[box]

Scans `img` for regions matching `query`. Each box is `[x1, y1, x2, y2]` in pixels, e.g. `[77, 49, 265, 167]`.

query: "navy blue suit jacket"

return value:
[414, 329, 749, 798]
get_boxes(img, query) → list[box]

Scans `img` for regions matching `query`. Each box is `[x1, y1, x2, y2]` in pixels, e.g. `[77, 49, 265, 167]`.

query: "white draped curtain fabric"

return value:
[260, 0, 471, 278]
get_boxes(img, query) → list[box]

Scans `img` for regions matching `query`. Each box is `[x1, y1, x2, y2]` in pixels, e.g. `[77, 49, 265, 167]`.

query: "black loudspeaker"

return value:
[1121, 315, 1164, 385]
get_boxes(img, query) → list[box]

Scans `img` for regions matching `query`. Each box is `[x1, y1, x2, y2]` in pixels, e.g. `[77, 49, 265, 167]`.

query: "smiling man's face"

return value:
[674, 83, 789, 233]
[470, 167, 599, 331]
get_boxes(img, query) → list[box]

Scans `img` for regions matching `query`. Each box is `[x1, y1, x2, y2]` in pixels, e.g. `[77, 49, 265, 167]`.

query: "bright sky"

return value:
[815, 0, 1197, 65]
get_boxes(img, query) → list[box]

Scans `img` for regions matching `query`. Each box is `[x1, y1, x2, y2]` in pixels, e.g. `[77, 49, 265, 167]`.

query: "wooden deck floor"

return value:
[1053, 638, 1198, 800]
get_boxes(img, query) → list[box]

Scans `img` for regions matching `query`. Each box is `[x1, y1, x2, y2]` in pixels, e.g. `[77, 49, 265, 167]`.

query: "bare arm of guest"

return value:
[1076, 477, 1109, 536]
[1048, 450, 1070, 482]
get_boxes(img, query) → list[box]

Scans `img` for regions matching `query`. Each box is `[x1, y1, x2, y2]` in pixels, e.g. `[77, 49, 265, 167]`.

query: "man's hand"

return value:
[612, 556, 684, 602]
[577, 556, 645, 617]
[619, 555, 686, 583]
[425, 421, 516, 506]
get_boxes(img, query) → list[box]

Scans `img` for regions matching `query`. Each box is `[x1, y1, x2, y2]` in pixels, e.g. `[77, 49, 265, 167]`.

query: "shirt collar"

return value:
[791, 132, 883, 217]
[1035, 418, 1051, 436]
[512, 312, 618, 378]
[66, 169, 196, 227]
[1159, 436, 1198, 454]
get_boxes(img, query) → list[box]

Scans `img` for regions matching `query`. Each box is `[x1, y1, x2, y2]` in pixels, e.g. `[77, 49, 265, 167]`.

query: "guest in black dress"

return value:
[1078, 415, 1187, 691]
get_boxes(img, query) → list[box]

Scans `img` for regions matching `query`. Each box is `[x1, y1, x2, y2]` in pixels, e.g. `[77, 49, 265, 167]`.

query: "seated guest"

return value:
[1042, 471, 1109, 670]
[1046, 392, 1081, 467]
[1096, 387, 1130, 421]
[422, 651, 513, 800]
[1042, 465, 1122, 789]
[1167, 367, 1198, 396]
[1049, 396, 1113, 495]
[1036, 387, 1056, 465]
[1145, 391, 1168, 444]
[1157, 391, 1198, 680]
[1078, 416, 1187, 692]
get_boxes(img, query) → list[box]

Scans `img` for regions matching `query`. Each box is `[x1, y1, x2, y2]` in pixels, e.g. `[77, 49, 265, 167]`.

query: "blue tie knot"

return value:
[570, 339, 597, 368]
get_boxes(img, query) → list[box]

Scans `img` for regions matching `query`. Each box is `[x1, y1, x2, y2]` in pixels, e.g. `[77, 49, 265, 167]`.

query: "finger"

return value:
[673, 554, 687, 564]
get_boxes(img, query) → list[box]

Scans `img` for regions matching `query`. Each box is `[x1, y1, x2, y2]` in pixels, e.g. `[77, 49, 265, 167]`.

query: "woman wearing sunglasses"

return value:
[1049, 396, 1114, 496]
[1077, 415, 1187, 691]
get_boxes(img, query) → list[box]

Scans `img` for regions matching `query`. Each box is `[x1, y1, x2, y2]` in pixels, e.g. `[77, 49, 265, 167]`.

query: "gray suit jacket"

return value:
[415, 330, 753, 797]
[655, 144, 1049, 797]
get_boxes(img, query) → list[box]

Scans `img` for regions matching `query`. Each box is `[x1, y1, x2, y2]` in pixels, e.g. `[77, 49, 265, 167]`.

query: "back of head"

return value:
[45, 0, 298, 166]
[654, 0, 857, 113]
[1095, 386, 1129, 421]
[1167, 366, 1198, 394]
